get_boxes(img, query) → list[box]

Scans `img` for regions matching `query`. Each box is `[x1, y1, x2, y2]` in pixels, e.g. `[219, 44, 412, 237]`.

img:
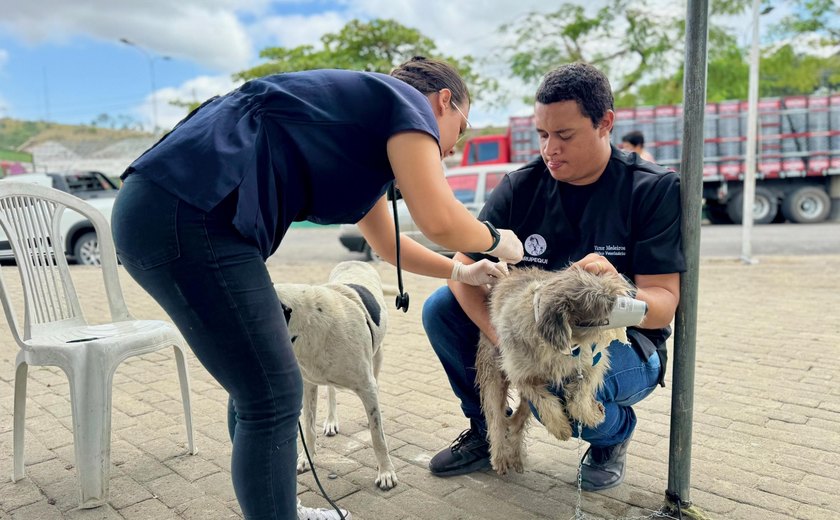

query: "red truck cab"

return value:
[460, 115, 538, 167]
[461, 134, 510, 166]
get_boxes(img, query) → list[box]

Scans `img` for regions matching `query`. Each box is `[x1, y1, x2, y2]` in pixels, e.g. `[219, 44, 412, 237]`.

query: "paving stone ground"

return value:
[0, 254, 838, 519]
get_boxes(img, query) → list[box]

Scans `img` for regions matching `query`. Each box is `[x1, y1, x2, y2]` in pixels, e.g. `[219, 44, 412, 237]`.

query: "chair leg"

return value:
[12, 361, 28, 483]
[173, 344, 197, 455]
[67, 367, 113, 509]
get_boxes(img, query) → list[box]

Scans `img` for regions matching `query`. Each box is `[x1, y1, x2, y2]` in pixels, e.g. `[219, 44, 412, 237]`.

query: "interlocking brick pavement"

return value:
[1, 254, 838, 519]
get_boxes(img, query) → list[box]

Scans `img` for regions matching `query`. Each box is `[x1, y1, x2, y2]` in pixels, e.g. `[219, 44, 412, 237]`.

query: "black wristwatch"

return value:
[482, 221, 501, 252]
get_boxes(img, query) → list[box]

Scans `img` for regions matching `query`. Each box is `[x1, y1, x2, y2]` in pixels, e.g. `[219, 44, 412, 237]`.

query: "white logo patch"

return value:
[524, 234, 547, 256]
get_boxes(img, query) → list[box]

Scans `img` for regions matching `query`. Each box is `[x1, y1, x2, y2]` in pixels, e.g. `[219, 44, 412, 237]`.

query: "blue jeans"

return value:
[112, 175, 302, 520]
[422, 286, 661, 448]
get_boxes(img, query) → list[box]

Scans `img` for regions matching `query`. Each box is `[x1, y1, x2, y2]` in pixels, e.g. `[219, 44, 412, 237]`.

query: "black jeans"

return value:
[112, 175, 302, 519]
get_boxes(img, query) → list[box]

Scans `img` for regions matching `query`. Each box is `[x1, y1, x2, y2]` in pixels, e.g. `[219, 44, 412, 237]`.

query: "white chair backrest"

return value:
[0, 182, 130, 343]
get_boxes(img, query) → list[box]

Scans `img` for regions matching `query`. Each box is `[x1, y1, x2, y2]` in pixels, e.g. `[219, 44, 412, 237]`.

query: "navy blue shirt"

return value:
[468, 146, 685, 367]
[125, 70, 440, 259]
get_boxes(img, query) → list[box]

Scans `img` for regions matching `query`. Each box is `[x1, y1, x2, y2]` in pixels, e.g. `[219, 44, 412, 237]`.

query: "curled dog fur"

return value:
[476, 265, 632, 475]
[274, 261, 397, 490]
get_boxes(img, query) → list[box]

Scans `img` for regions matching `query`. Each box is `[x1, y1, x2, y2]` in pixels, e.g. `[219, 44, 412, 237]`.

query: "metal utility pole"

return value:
[665, 0, 712, 518]
[740, 0, 762, 264]
[120, 38, 170, 133]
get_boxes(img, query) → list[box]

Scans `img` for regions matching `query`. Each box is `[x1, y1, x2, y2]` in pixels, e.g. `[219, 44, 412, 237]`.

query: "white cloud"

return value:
[251, 11, 349, 49]
[0, 0, 256, 72]
[135, 74, 241, 131]
[2, 0, 774, 127]
[338, 0, 594, 123]
[343, 0, 555, 58]
[0, 49, 8, 117]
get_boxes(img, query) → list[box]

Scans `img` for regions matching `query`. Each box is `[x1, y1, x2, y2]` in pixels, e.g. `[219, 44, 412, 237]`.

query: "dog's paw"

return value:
[589, 401, 606, 426]
[542, 415, 573, 441]
[323, 419, 340, 436]
[491, 453, 522, 475]
[491, 456, 509, 475]
[375, 469, 398, 490]
[573, 400, 607, 428]
[296, 455, 311, 474]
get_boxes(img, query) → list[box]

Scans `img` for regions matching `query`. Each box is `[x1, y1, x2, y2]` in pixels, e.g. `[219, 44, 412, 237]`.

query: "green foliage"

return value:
[234, 19, 496, 101]
[761, 44, 840, 95]
[90, 113, 143, 131]
[0, 118, 47, 150]
[626, 31, 751, 106]
[773, 0, 840, 44]
[169, 99, 203, 113]
[0, 117, 150, 151]
[631, 36, 839, 107]
[501, 0, 682, 100]
[0, 149, 32, 162]
[501, 0, 838, 108]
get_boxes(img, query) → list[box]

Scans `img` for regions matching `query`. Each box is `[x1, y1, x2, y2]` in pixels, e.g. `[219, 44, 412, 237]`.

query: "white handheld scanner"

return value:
[606, 297, 648, 328]
[578, 296, 648, 329]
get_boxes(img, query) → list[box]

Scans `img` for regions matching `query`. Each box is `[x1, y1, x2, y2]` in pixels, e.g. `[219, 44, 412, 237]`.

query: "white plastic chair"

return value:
[0, 182, 196, 509]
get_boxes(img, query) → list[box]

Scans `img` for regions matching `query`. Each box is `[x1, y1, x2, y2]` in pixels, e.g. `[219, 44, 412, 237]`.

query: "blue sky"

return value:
[0, 0, 786, 132]
[0, 0, 562, 131]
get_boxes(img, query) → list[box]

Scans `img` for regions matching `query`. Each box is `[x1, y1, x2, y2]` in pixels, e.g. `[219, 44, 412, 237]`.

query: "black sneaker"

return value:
[579, 435, 632, 491]
[429, 425, 491, 476]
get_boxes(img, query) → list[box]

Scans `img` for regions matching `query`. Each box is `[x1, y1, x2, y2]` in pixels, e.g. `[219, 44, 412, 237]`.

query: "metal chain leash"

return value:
[566, 358, 680, 520]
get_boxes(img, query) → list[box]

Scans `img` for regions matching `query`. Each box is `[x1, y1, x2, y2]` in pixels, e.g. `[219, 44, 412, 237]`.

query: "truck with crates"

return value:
[460, 94, 840, 224]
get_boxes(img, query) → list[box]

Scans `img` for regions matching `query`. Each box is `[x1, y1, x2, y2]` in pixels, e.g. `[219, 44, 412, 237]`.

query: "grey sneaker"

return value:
[579, 435, 633, 492]
[297, 499, 351, 520]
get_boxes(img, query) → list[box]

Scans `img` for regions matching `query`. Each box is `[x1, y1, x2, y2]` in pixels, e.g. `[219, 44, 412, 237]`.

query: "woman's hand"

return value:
[451, 259, 510, 286]
[485, 229, 524, 264]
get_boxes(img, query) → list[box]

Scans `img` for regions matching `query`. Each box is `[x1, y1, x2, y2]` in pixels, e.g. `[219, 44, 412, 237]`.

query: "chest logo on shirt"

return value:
[524, 234, 547, 256]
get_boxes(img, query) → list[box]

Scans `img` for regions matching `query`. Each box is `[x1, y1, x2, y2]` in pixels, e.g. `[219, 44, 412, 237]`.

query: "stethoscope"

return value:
[388, 182, 410, 312]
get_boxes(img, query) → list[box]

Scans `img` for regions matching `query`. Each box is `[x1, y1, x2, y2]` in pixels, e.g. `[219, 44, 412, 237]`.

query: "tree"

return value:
[500, 0, 683, 101]
[495, 0, 840, 107]
[761, 44, 840, 95]
[234, 19, 495, 101]
[631, 32, 751, 106]
[773, 0, 840, 46]
[633, 40, 839, 106]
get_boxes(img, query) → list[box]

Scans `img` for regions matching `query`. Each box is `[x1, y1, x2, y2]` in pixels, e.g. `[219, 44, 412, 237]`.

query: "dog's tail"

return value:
[381, 284, 399, 297]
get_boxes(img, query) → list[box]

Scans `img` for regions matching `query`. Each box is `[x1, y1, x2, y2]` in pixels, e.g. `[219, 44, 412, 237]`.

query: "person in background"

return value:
[620, 130, 655, 162]
[422, 62, 683, 492]
[112, 56, 523, 520]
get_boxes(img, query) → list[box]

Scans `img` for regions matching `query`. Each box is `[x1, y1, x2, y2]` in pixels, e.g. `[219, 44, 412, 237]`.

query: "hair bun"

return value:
[411, 56, 427, 61]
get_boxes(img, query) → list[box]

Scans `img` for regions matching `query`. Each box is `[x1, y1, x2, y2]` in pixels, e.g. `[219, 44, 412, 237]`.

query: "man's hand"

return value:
[573, 253, 618, 276]
[451, 259, 509, 286]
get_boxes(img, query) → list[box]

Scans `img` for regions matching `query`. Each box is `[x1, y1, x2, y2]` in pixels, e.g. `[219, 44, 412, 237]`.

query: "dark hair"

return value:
[390, 56, 470, 107]
[622, 130, 645, 147]
[535, 62, 614, 128]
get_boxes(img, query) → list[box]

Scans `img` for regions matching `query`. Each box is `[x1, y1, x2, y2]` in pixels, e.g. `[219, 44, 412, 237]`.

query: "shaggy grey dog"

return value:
[274, 261, 397, 490]
[476, 265, 632, 475]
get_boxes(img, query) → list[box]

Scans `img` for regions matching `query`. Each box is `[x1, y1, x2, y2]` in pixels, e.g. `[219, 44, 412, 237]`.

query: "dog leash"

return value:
[389, 182, 410, 312]
[568, 355, 680, 520]
[298, 421, 348, 519]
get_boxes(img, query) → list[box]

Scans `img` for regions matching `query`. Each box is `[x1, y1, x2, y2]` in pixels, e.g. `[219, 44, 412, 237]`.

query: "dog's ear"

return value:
[534, 289, 574, 354]
[280, 301, 293, 325]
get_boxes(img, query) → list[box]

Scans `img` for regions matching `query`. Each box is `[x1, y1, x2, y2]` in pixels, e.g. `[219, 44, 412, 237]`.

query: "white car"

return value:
[0, 171, 119, 265]
[338, 163, 524, 259]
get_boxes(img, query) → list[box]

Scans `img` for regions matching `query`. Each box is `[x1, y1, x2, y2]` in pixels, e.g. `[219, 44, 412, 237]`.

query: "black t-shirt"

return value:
[468, 146, 686, 369]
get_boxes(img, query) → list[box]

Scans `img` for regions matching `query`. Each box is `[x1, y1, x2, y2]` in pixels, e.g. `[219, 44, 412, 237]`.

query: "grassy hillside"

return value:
[0, 118, 151, 151]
